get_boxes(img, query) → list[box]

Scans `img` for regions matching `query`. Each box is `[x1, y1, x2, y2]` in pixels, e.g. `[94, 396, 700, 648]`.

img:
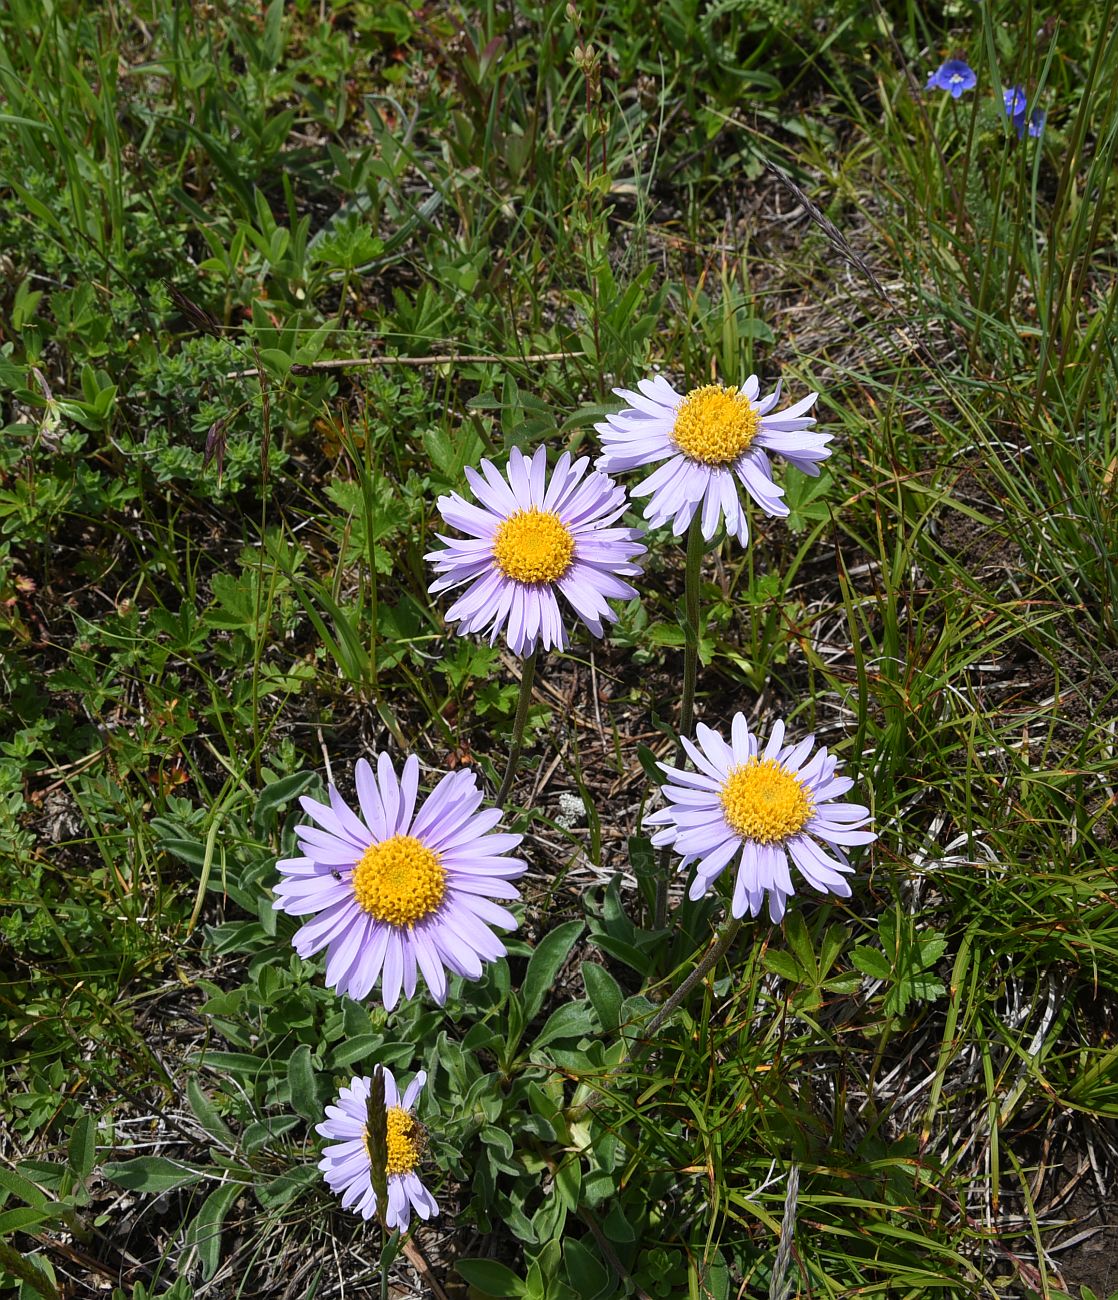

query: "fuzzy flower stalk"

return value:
[318, 1068, 437, 1230]
[274, 754, 525, 1009]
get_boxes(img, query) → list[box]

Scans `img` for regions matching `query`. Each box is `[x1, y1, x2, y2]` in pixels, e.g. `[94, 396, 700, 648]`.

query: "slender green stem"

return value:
[642, 916, 743, 1042]
[495, 649, 538, 806]
[654, 515, 705, 927]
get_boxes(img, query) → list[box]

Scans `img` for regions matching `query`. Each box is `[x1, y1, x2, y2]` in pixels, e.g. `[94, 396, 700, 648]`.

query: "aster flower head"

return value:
[646, 714, 876, 924]
[925, 59, 977, 98]
[317, 1069, 438, 1230]
[426, 445, 646, 656]
[274, 754, 525, 1009]
[594, 373, 831, 546]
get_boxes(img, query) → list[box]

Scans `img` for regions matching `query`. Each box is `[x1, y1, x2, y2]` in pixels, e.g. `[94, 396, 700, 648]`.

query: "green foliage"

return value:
[850, 907, 948, 1017]
[1, 0, 1117, 1295]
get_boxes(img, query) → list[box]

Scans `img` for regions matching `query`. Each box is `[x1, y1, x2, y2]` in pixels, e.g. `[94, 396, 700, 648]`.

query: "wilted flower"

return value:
[274, 755, 525, 1009]
[318, 1069, 438, 1229]
[594, 374, 830, 546]
[426, 445, 646, 656]
[646, 714, 875, 924]
[925, 59, 977, 98]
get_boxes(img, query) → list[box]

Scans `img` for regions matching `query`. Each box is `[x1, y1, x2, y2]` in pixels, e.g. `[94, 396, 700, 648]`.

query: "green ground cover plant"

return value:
[1, 0, 1116, 1297]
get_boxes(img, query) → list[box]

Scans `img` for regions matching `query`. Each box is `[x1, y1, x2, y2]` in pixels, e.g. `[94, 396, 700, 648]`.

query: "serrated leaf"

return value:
[851, 946, 893, 981]
[763, 949, 806, 983]
[784, 912, 818, 976]
[916, 937, 949, 967]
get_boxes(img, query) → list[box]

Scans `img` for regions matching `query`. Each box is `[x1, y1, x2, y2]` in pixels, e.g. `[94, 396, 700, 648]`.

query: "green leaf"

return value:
[187, 1078, 235, 1145]
[423, 424, 487, 483]
[66, 1114, 96, 1180]
[257, 347, 293, 378]
[287, 1044, 319, 1121]
[763, 949, 806, 983]
[562, 1238, 611, 1300]
[784, 912, 818, 976]
[554, 1157, 581, 1211]
[457, 1258, 528, 1296]
[254, 1164, 319, 1209]
[186, 1181, 243, 1282]
[102, 1157, 205, 1193]
[591, 933, 652, 977]
[583, 963, 623, 1034]
[188, 1050, 282, 1079]
[255, 770, 316, 832]
[0, 1167, 48, 1209]
[0, 1206, 54, 1235]
[531, 1002, 595, 1051]
[851, 946, 892, 981]
[521, 921, 584, 1023]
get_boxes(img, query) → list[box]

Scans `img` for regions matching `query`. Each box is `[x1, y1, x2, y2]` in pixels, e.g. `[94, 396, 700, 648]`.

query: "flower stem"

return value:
[495, 649, 538, 806]
[653, 515, 705, 927]
[642, 915, 743, 1041]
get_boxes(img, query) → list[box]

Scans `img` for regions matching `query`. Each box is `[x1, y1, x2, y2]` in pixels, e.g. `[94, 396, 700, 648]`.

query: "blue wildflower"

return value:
[1003, 85, 1028, 137]
[1028, 108, 1047, 138]
[926, 59, 978, 98]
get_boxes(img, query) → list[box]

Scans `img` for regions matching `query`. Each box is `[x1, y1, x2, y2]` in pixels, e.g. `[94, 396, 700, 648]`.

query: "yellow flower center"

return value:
[672, 384, 760, 465]
[352, 835, 446, 928]
[720, 758, 813, 843]
[492, 508, 575, 584]
[387, 1107, 425, 1175]
[365, 1107, 426, 1177]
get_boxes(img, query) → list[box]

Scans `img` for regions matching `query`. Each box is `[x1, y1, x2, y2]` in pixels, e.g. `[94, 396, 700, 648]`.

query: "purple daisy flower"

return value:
[645, 714, 875, 924]
[594, 374, 831, 546]
[426, 445, 646, 656]
[274, 755, 525, 1009]
[925, 59, 977, 98]
[317, 1069, 438, 1229]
